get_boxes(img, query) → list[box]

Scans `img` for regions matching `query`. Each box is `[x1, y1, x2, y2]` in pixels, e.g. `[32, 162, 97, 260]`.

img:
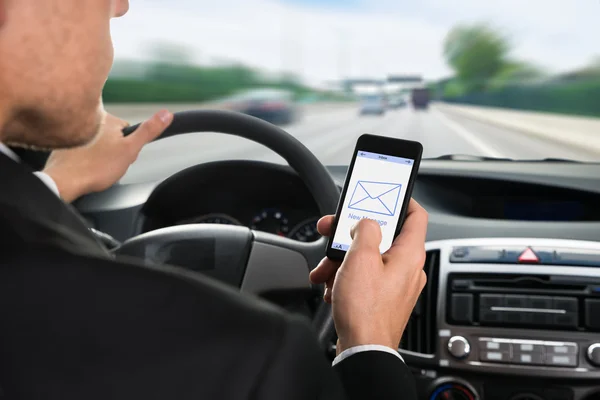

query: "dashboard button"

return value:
[584, 299, 600, 331]
[505, 295, 528, 308]
[518, 248, 539, 263]
[452, 279, 470, 290]
[545, 343, 577, 354]
[554, 248, 600, 267]
[545, 354, 578, 367]
[503, 312, 527, 324]
[529, 312, 552, 326]
[452, 247, 469, 258]
[451, 294, 474, 324]
[479, 308, 502, 324]
[553, 312, 578, 328]
[553, 297, 578, 312]
[480, 351, 509, 363]
[511, 352, 544, 365]
[515, 343, 544, 353]
[478, 339, 510, 352]
[480, 294, 504, 308]
[450, 246, 504, 263]
[527, 296, 553, 309]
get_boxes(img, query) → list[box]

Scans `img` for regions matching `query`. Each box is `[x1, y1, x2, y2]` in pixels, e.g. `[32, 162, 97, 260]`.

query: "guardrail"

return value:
[434, 103, 600, 156]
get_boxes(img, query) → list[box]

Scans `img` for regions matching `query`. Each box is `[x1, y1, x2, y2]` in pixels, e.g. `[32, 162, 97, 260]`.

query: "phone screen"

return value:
[330, 150, 415, 254]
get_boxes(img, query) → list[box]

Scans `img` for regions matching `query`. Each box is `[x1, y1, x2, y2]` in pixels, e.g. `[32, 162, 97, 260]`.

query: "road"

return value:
[114, 104, 598, 184]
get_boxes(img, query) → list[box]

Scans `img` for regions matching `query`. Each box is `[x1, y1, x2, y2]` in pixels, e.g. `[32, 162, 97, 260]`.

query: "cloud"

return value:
[110, 0, 599, 84]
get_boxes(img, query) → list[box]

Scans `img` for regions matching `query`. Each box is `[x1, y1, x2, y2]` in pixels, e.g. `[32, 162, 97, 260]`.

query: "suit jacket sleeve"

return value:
[252, 315, 417, 400]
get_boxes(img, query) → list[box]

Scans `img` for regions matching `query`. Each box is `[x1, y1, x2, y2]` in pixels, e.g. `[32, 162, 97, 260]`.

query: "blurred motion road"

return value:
[108, 103, 599, 184]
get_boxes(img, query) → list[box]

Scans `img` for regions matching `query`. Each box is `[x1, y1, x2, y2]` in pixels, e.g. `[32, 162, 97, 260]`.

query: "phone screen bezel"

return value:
[325, 134, 423, 261]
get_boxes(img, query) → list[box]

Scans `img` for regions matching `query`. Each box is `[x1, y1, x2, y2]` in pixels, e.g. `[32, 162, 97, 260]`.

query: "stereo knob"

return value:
[587, 343, 600, 367]
[448, 336, 471, 359]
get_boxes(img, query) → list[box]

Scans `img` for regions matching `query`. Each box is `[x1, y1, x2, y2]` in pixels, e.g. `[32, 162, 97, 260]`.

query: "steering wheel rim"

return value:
[118, 110, 339, 349]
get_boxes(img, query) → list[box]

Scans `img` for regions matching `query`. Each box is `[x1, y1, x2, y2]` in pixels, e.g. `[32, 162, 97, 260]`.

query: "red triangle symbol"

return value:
[518, 248, 539, 263]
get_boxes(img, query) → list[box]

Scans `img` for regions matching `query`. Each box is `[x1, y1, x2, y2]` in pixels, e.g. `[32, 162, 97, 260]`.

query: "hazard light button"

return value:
[518, 248, 540, 263]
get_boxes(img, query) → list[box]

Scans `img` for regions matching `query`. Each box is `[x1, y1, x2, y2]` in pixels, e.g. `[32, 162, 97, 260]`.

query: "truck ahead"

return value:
[410, 88, 430, 110]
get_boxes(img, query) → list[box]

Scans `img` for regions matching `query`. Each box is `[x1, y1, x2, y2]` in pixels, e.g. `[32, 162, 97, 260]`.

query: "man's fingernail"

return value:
[158, 110, 171, 124]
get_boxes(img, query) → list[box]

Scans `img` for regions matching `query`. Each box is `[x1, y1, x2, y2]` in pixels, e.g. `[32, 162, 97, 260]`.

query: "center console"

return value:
[402, 239, 600, 400]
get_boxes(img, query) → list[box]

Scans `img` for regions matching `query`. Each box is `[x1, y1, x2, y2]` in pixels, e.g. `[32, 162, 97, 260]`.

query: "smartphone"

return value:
[326, 134, 423, 261]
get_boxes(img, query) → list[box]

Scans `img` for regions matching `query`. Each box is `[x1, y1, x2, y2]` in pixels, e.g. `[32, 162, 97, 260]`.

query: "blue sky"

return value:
[111, 0, 600, 86]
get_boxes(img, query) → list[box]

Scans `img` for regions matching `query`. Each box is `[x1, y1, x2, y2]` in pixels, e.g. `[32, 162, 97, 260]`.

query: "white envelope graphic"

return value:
[348, 181, 402, 216]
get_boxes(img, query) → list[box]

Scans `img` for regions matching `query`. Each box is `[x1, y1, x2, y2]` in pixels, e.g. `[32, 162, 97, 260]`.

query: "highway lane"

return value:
[117, 104, 597, 184]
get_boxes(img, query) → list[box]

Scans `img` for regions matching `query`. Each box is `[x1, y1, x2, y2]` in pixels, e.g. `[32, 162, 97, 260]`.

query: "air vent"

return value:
[400, 250, 440, 354]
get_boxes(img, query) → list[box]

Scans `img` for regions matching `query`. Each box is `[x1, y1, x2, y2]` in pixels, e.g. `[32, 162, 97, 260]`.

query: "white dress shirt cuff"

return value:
[33, 171, 60, 197]
[332, 345, 405, 366]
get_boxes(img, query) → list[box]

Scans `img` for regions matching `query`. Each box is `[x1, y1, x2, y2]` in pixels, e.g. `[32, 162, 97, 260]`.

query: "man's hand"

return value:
[309, 199, 428, 354]
[43, 110, 173, 202]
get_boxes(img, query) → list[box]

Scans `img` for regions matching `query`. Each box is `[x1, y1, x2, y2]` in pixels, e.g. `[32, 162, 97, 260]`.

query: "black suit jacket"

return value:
[0, 152, 417, 400]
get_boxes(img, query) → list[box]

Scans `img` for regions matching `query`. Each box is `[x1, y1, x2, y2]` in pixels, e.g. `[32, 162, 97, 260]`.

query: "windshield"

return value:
[107, 0, 600, 184]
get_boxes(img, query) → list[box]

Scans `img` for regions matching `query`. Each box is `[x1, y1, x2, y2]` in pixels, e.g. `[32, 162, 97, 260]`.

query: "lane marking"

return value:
[432, 109, 505, 158]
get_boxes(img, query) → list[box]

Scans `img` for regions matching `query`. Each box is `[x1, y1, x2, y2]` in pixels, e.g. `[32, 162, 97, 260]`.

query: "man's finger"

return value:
[349, 218, 382, 251]
[317, 215, 335, 237]
[388, 199, 428, 252]
[309, 257, 340, 284]
[126, 109, 173, 149]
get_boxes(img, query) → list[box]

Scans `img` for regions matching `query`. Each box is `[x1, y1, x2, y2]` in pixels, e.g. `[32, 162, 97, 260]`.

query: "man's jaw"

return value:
[1, 103, 106, 151]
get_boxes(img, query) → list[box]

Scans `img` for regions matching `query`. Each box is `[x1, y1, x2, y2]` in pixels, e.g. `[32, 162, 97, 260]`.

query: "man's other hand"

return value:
[43, 110, 173, 202]
[309, 199, 428, 354]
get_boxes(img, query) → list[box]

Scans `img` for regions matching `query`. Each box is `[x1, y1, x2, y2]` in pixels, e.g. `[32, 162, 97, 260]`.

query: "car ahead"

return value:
[223, 88, 299, 125]
[359, 95, 386, 115]
[387, 96, 407, 109]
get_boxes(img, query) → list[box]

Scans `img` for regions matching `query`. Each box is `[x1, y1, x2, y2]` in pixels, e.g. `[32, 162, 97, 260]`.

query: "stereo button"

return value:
[480, 294, 504, 308]
[554, 313, 578, 328]
[451, 294, 474, 324]
[479, 309, 502, 324]
[553, 297, 578, 312]
[584, 299, 600, 331]
[528, 296, 553, 309]
[511, 352, 544, 365]
[546, 343, 577, 354]
[479, 339, 511, 352]
[516, 343, 544, 353]
[480, 351, 509, 362]
[545, 354, 578, 367]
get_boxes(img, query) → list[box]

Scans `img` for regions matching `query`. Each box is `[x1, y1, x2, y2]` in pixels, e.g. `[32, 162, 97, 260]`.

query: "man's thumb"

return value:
[349, 219, 382, 250]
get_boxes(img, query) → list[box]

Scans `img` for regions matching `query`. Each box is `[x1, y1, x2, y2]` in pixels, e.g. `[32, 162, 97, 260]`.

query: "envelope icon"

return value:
[348, 181, 402, 216]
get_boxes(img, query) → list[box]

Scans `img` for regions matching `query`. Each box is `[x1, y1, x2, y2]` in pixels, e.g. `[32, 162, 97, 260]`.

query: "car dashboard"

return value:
[75, 159, 600, 400]
[137, 161, 322, 243]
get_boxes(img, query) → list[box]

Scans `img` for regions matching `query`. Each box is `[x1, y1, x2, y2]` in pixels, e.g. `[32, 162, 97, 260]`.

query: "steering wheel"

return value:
[114, 110, 339, 350]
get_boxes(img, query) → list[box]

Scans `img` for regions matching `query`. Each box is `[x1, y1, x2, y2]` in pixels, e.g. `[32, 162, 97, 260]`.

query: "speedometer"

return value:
[178, 213, 242, 226]
[250, 208, 290, 236]
[288, 218, 321, 242]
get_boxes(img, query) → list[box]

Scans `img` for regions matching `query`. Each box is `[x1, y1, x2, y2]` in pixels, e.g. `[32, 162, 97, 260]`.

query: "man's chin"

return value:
[4, 107, 104, 150]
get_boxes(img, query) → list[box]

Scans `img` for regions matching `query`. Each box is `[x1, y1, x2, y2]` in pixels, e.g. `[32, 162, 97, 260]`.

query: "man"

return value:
[0, 1, 428, 399]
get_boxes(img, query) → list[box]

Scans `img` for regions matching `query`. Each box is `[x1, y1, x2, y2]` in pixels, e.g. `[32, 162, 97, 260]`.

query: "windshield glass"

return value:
[108, 0, 600, 184]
